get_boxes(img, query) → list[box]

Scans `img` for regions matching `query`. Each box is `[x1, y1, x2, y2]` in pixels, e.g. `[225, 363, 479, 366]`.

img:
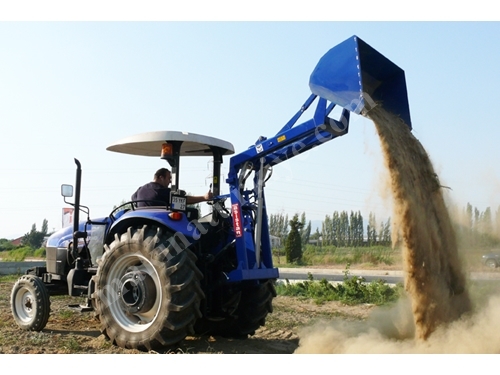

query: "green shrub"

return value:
[33, 248, 46, 258]
[285, 214, 303, 263]
[301, 245, 396, 267]
[276, 266, 403, 306]
[1, 246, 33, 261]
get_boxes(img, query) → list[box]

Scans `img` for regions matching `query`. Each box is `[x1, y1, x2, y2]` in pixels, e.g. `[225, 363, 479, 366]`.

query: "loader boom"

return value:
[225, 35, 411, 281]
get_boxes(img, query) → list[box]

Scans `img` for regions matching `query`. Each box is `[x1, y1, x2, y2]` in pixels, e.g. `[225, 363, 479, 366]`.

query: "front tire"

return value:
[92, 224, 204, 351]
[485, 259, 497, 269]
[10, 275, 50, 331]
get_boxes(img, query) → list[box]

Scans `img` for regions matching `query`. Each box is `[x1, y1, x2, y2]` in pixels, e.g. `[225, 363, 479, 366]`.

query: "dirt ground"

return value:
[2, 256, 497, 355]
[0, 276, 374, 354]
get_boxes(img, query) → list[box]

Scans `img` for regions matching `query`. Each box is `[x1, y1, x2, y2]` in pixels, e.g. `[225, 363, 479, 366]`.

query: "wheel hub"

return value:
[118, 271, 156, 313]
[23, 296, 33, 311]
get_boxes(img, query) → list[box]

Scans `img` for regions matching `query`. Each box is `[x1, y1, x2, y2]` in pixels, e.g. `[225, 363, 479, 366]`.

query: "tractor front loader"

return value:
[10, 35, 411, 351]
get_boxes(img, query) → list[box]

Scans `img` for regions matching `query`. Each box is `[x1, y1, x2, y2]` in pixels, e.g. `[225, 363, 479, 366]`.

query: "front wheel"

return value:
[92, 224, 204, 351]
[485, 259, 497, 269]
[10, 275, 51, 331]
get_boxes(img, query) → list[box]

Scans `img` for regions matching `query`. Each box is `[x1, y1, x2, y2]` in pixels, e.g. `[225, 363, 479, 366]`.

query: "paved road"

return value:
[1, 262, 499, 284]
[0, 261, 45, 275]
[278, 267, 500, 284]
[278, 268, 404, 284]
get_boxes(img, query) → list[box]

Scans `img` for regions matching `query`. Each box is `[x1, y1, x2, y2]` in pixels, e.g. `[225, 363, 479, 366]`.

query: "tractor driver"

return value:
[131, 167, 212, 208]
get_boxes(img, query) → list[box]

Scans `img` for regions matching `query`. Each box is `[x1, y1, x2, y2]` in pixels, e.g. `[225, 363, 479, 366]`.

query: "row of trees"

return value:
[269, 202, 500, 253]
[454, 204, 500, 248]
[0, 219, 50, 251]
[269, 210, 391, 249]
[269, 212, 312, 247]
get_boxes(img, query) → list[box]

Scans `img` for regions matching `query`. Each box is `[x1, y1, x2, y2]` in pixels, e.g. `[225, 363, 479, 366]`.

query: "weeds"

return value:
[0, 247, 31, 262]
[58, 310, 76, 320]
[275, 245, 399, 267]
[62, 336, 81, 352]
[276, 265, 403, 305]
[0, 246, 45, 261]
[27, 332, 50, 346]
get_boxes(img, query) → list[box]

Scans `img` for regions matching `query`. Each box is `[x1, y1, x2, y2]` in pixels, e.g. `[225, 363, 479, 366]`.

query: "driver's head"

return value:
[154, 168, 171, 188]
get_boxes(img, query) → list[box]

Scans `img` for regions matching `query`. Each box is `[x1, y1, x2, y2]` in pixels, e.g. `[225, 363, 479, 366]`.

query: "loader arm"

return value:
[224, 94, 350, 282]
[224, 35, 411, 282]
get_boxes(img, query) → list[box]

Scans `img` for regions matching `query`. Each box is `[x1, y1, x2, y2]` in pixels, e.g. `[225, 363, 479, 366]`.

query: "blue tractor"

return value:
[10, 35, 411, 351]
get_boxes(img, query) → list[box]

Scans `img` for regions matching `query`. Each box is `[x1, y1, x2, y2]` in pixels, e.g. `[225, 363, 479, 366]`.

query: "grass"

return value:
[0, 275, 20, 282]
[275, 266, 404, 306]
[61, 336, 82, 352]
[0, 246, 45, 261]
[0, 247, 31, 261]
[273, 245, 400, 268]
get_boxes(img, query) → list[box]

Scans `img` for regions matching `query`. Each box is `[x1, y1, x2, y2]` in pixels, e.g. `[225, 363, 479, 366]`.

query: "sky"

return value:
[1, 3, 499, 240]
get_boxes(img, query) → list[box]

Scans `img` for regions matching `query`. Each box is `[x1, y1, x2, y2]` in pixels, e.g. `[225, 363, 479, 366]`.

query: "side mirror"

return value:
[61, 184, 74, 198]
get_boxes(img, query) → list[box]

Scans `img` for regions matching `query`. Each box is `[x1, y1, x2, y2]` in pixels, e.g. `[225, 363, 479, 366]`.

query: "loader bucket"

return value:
[309, 35, 412, 129]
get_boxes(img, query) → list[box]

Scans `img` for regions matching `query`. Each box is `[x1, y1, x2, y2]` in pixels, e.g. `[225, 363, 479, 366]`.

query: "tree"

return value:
[332, 211, 340, 246]
[302, 220, 311, 245]
[339, 211, 349, 247]
[22, 221, 48, 249]
[380, 218, 391, 245]
[298, 212, 311, 245]
[41, 219, 48, 235]
[322, 215, 332, 246]
[310, 227, 321, 241]
[367, 212, 378, 246]
[285, 214, 303, 263]
[0, 238, 15, 251]
[355, 211, 364, 246]
[269, 212, 289, 245]
[496, 206, 500, 238]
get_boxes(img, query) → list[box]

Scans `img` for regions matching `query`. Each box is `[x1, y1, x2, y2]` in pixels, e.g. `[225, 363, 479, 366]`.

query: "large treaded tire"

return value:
[92, 224, 204, 351]
[210, 279, 276, 338]
[10, 275, 50, 331]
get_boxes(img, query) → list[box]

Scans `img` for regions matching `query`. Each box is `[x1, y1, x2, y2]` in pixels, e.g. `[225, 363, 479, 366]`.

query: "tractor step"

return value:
[68, 302, 93, 312]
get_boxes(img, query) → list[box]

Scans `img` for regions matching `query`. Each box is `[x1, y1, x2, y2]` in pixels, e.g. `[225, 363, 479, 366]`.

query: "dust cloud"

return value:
[295, 295, 500, 353]
[296, 106, 488, 353]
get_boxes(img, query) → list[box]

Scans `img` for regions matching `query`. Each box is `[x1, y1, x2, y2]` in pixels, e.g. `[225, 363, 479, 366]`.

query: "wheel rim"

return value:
[14, 286, 36, 323]
[102, 252, 162, 333]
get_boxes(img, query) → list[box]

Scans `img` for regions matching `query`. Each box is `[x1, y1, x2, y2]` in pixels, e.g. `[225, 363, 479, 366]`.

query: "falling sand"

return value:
[370, 106, 472, 339]
[295, 106, 497, 353]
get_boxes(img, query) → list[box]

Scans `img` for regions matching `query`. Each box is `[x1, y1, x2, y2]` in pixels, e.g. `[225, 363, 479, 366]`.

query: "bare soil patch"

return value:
[0, 277, 373, 354]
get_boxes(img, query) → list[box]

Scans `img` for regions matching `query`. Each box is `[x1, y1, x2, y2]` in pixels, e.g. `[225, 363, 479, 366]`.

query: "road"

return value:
[278, 267, 500, 284]
[1, 262, 499, 284]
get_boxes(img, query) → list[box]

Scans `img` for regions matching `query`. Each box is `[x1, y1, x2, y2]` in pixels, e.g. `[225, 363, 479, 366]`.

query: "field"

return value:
[0, 274, 376, 354]
[1, 248, 498, 354]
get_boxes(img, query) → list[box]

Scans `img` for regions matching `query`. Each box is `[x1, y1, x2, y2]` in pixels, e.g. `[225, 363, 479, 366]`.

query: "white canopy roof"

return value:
[106, 131, 235, 157]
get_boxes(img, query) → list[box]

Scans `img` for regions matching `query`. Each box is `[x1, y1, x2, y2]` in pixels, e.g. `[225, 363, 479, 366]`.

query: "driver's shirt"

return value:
[131, 182, 171, 207]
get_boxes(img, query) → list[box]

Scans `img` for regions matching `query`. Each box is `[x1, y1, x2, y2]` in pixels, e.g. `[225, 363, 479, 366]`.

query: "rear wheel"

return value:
[199, 279, 276, 338]
[10, 275, 50, 331]
[225, 280, 276, 337]
[92, 224, 204, 351]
